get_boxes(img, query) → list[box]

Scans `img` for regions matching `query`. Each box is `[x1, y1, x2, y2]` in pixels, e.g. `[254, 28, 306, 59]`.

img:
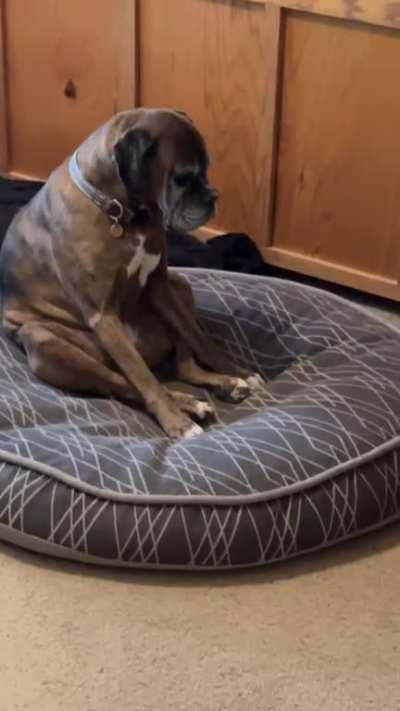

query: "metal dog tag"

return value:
[110, 222, 124, 238]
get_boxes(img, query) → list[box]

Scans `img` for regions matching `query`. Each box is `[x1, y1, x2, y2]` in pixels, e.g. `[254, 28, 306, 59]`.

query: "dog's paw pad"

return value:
[183, 423, 204, 439]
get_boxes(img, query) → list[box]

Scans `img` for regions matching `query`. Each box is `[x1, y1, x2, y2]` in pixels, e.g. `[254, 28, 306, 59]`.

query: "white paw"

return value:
[194, 401, 215, 419]
[183, 423, 204, 439]
[230, 378, 251, 402]
[246, 374, 264, 391]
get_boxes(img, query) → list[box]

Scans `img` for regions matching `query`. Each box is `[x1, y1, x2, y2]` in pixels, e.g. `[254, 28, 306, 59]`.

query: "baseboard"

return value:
[263, 246, 400, 301]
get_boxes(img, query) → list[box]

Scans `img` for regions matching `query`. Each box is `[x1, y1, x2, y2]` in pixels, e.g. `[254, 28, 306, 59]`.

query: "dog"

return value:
[0, 108, 261, 438]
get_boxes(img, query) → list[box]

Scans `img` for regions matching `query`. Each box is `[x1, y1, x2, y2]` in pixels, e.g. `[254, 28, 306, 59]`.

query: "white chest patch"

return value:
[126, 234, 161, 287]
[139, 252, 161, 287]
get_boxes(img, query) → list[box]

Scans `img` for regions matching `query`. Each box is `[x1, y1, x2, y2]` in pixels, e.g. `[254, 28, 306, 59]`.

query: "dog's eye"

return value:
[174, 172, 194, 188]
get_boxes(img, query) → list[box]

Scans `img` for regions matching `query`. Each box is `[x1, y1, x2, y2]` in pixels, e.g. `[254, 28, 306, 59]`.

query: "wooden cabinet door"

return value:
[265, 9, 400, 300]
[0, 0, 136, 179]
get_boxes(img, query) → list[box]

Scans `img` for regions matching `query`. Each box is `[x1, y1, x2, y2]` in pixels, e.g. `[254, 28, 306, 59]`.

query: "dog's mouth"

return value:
[166, 204, 216, 233]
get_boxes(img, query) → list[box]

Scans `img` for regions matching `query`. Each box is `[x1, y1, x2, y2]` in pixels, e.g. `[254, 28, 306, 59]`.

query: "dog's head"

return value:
[112, 109, 217, 232]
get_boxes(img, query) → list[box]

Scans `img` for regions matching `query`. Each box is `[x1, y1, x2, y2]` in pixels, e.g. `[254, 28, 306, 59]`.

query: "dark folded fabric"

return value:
[0, 176, 276, 275]
[0, 176, 45, 245]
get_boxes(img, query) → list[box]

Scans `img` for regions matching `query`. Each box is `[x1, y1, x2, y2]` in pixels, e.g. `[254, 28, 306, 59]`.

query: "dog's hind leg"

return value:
[17, 321, 139, 399]
[17, 320, 215, 426]
[148, 270, 251, 378]
[175, 342, 263, 403]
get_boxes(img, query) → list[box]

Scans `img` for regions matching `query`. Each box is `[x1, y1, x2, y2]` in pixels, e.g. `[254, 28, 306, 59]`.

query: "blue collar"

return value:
[68, 150, 135, 229]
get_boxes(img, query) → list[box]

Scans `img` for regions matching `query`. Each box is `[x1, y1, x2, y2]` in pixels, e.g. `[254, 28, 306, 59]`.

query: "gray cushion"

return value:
[0, 269, 399, 569]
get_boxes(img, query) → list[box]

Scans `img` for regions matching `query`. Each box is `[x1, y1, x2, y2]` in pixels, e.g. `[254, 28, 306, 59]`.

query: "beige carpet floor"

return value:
[0, 291, 399, 711]
[1, 525, 400, 711]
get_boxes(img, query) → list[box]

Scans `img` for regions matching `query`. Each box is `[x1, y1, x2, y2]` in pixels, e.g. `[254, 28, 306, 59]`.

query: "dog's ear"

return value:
[113, 128, 157, 196]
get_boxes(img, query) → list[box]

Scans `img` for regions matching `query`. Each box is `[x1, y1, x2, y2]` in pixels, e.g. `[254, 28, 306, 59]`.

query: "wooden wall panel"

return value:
[267, 12, 400, 299]
[2, 0, 136, 179]
[138, 0, 281, 242]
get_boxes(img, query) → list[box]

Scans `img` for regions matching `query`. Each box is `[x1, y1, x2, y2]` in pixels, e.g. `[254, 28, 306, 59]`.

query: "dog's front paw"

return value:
[169, 390, 216, 424]
[182, 423, 204, 439]
[214, 373, 264, 403]
[160, 409, 204, 440]
[246, 373, 265, 391]
[192, 400, 215, 422]
[214, 377, 251, 403]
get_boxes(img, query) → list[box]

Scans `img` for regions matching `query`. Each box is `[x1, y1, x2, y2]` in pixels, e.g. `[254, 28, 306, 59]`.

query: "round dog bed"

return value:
[0, 269, 399, 570]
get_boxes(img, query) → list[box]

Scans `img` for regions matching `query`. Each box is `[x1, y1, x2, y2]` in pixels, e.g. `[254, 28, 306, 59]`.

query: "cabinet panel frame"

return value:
[249, 0, 400, 31]
[0, 0, 9, 173]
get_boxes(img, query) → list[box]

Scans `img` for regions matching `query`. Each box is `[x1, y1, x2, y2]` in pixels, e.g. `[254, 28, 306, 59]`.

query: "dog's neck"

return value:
[71, 129, 156, 231]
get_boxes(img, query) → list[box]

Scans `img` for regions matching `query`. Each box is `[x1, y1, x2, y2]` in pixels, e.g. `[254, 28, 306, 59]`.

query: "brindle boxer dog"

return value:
[0, 109, 262, 438]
